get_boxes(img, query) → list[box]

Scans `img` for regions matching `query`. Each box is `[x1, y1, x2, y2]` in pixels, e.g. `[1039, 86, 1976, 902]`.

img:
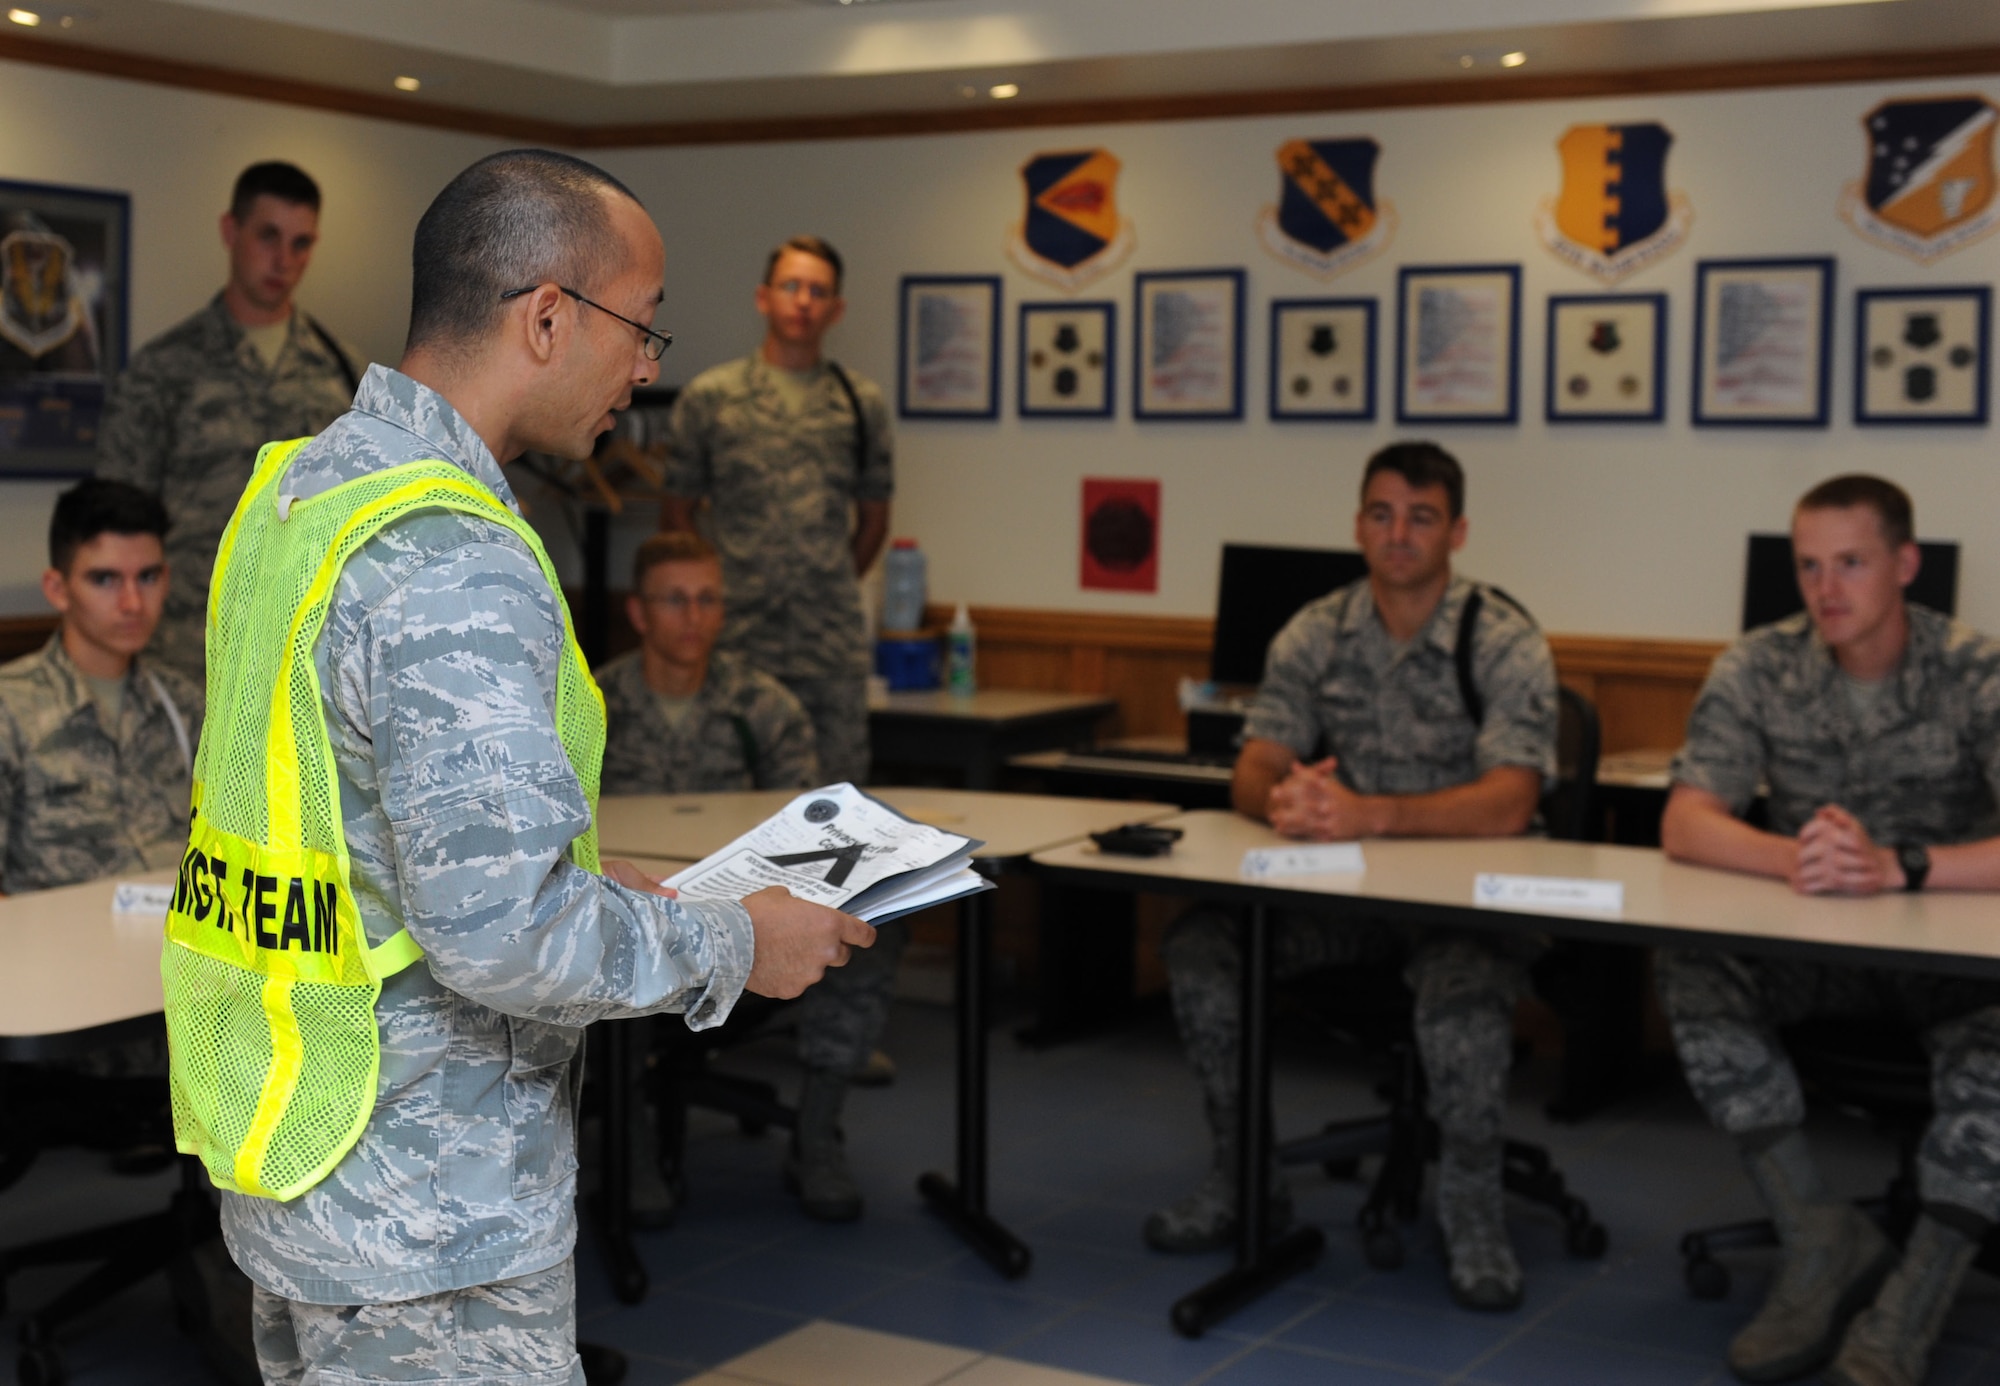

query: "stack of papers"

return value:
[662, 783, 994, 924]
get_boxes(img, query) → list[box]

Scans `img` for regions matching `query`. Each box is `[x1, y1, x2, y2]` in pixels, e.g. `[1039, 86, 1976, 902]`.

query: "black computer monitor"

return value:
[1741, 532, 1960, 631]
[1210, 543, 1369, 685]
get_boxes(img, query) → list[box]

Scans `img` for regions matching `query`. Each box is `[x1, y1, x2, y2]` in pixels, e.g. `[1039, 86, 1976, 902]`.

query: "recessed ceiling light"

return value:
[1500, 50, 1528, 68]
[989, 82, 1020, 100]
[393, 75, 422, 92]
[7, 8, 42, 26]
[1457, 54, 1474, 69]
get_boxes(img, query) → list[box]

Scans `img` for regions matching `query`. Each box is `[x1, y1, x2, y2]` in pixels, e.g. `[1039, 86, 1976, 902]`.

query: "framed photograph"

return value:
[0, 177, 131, 476]
[1691, 257, 1834, 428]
[898, 275, 1000, 420]
[1395, 264, 1520, 424]
[1545, 293, 1667, 423]
[1019, 300, 1114, 418]
[1269, 298, 1376, 421]
[1854, 285, 1990, 426]
[1134, 269, 1244, 420]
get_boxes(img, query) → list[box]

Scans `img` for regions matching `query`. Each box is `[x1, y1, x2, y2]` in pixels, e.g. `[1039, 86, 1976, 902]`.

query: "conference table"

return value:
[0, 869, 215, 1384]
[594, 786, 1178, 1291]
[868, 689, 1117, 789]
[1029, 810, 2000, 1337]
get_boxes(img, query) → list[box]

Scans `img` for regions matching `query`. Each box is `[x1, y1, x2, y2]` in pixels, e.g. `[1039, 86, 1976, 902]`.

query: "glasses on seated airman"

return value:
[499, 284, 673, 361]
[769, 278, 834, 302]
[638, 591, 722, 613]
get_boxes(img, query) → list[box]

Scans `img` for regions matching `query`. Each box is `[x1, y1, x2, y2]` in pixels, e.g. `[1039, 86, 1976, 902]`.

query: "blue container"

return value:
[875, 635, 941, 691]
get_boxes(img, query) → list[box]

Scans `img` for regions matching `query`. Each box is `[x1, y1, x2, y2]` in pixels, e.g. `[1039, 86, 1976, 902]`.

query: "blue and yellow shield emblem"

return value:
[1535, 122, 1690, 284]
[1840, 96, 2000, 263]
[1006, 149, 1134, 292]
[1257, 137, 1395, 279]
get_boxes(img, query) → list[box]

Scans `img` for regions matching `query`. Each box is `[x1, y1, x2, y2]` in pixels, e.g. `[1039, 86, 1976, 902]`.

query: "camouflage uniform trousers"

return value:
[1657, 949, 2000, 1222]
[779, 672, 871, 787]
[795, 915, 910, 1074]
[1165, 907, 1531, 1144]
[251, 1257, 581, 1385]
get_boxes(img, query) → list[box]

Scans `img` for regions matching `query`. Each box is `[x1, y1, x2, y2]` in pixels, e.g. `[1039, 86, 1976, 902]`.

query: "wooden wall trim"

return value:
[3, 30, 1996, 150]
[0, 614, 57, 667]
[1546, 634, 1725, 684]
[922, 603, 1213, 656]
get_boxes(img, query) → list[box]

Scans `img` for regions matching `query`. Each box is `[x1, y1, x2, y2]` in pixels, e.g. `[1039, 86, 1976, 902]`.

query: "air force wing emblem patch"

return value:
[1006, 149, 1135, 292]
[1257, 137, 1396, 280]
[1839, 96, 2000, 263]
[1535, 123, 1691, 285]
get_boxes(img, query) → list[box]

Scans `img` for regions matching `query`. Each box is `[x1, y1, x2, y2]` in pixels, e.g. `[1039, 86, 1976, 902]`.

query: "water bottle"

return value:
[881, 538, 928, 633]
[946, 602, 977, 697]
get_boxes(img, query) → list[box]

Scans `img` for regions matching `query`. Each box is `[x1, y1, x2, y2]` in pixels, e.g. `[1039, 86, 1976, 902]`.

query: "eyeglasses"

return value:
[637, 591, 722, 614]
[768, 278, 835, 303]
[500, 284, 673, 361]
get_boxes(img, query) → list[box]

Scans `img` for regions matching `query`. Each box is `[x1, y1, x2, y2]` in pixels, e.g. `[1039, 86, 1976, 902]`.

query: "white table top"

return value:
[597, 788, 1178, 864]
[0, 869, 174, 1043]
[869, 689, 1117, 724]
[1030, 810, 2000, 976]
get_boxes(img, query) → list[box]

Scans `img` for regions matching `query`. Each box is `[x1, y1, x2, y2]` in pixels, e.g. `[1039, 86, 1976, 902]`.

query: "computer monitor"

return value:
[1741, 532, 1960, 631]
[1210, 543, 1369, 685]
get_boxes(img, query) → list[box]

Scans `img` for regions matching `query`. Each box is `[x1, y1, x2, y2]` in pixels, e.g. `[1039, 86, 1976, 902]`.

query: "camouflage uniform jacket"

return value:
[95, 293, 360, 678]
[218, 364, 755, 1306]
[1672, 605, 2000, 843]
[0, 634, 202, 893]
[1244, 576, 1558, 796]
[596, 648, 819, 794]
[661, 355, 893, 680]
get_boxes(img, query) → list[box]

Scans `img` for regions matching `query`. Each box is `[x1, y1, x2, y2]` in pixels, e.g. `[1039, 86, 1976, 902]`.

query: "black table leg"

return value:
[919, 878, 1032, 1278]
[597, 1017, 647, 1305]
[1171, 902, 1323, 1337]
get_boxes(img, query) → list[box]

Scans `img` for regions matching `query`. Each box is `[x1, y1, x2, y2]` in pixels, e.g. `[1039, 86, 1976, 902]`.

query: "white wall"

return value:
[0, 59, 508, 611]
[5, 60, 1997, 644]
[604, 76, 2000, 642]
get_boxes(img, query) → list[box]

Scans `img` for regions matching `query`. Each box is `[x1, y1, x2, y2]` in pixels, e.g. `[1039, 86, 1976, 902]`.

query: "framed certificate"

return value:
[1691, 257, 1834, 427]
[1019, 300, 1114, 418]
[1269, 298, 1376, 421]
[1854, 285, 1990, 426]
[1545, 293, 1667, 423]
[898, 275, 1001, 420]
[1395, 264, 1520, 424]
[1134, 269, 1245, 420]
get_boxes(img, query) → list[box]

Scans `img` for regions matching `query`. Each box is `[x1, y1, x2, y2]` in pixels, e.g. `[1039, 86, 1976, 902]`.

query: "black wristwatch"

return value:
[1896, 843, 1931, 893]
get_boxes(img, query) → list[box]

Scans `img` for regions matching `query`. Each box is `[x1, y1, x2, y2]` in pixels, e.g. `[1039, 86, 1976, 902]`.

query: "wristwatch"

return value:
[1896, 843, 1931, 893]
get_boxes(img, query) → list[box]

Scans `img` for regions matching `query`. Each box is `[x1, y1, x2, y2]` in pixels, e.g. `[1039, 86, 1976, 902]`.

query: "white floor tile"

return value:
[945, 1358, 1141, 1386]
[715, 1321, 982, 1386]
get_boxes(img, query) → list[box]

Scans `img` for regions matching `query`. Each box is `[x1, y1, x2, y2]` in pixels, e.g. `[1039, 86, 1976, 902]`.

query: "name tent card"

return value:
[112, 881, 175, 920]
[1473, 873, 1623, 918]
[1241, 843, 1366, 879]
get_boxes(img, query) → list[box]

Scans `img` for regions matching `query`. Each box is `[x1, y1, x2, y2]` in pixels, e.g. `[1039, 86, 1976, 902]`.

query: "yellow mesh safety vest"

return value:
[162, 437, 605, 1201]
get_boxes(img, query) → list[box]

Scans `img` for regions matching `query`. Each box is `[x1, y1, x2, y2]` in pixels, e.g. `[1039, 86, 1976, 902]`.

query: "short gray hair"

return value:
[406, 149, 641, 354]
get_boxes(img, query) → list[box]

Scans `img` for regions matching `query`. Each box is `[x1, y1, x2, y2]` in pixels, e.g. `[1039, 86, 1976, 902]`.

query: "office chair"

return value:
[1678, 1017, 2000, 1299]
[647, 996, 800, 1217]
[1274, 685, 1610, 1272]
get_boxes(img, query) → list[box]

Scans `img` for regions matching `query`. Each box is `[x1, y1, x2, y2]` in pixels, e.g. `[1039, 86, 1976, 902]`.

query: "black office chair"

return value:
[647, 997, 800, 1216]
[1678, 1017, 2000, 1298]
[1273, 686, 1610, 1271]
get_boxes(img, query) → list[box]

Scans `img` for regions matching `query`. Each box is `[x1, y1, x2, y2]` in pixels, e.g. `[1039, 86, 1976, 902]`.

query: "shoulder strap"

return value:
[304, 316, 359, 398]
[826, 361, 867, 479]
[729, 713, 761, 780]
[1453, 584, 1535, 730]
[144, 668, 192, 773]
[1454, 590, 1486, 729]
